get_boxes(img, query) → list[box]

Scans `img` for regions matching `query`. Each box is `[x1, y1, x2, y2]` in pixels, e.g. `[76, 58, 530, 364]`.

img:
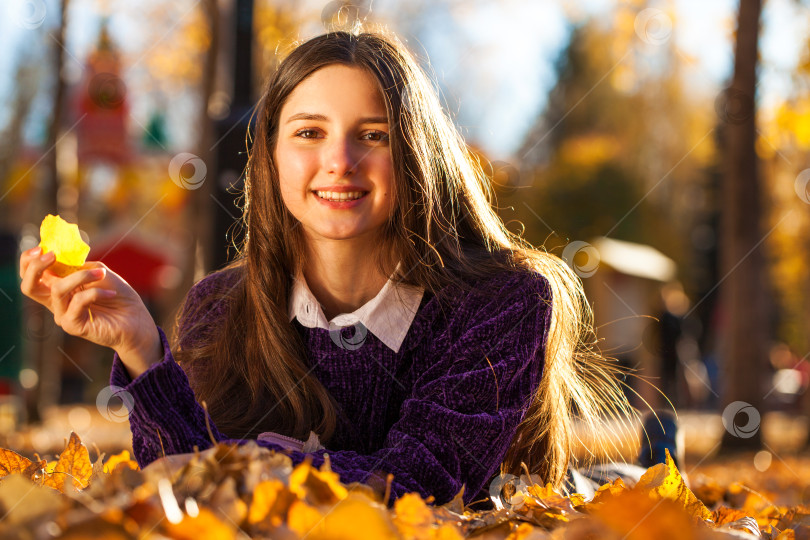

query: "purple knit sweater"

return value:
[110, 268, 552, 507]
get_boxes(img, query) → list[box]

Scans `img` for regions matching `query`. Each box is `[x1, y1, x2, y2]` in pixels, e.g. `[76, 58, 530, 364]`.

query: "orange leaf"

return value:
[589, 489, 700, 540]
[0, 448, 34, 478]
[248, 478, 292, 526]
[42, 432, 93, 492]
[163, 508, 236, 540]
[103, 450, 139, 474]
[288, 457, 348, 505]
[634, 449, 713, 523]
[289, 493, 400, 540]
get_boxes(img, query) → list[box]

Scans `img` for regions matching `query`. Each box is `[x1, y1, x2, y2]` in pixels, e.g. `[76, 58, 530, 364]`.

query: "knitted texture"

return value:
[110, 268, 552, 507]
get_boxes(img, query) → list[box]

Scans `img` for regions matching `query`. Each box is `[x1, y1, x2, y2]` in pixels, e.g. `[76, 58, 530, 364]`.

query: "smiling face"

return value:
[274, 64, 395, 246]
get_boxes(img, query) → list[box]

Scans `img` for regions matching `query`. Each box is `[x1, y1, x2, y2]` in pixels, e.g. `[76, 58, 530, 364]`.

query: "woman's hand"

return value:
[19, 246, 163, 378]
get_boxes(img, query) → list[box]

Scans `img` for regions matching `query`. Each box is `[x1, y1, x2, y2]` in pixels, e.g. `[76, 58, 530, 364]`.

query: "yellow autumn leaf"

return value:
[163, 507, 236, 540]
[248, 478, 292, 526]
[103, 450, 139, 474]
[634, 449, 713, 523]
[39, 214, 91, 277]
[289, 457, 348, 506]
[393, 492, 434, 539]
[42, 432, 93, 492]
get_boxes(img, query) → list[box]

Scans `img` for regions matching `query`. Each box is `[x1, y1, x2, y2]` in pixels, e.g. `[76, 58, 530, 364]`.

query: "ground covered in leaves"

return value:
[0, 433, 808, 539]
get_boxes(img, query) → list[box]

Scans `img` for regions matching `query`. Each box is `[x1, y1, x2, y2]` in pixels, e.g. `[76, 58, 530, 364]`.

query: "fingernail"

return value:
[101, 289, 117, 297]
[90, 268, 105, 279]
[30, 246, 41, 256]
[40, 252, 54, 262]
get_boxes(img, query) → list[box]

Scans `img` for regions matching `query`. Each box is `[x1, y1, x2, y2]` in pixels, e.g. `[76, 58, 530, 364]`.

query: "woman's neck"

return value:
[303, 237, 395, 321]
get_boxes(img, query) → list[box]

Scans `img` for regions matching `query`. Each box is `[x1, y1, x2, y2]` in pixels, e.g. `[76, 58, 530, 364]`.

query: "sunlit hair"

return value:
[173, 30, 634, 492]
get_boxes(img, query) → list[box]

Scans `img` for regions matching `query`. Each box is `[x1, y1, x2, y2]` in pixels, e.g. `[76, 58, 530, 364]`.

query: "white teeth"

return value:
[315, 191, 365, 201]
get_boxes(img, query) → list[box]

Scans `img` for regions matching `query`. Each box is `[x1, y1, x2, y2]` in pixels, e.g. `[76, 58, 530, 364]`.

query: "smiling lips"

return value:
[314, 190, 368, 202]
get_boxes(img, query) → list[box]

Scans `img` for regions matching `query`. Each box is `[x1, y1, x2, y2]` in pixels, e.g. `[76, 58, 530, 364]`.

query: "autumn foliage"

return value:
[0, 434, 807, 539]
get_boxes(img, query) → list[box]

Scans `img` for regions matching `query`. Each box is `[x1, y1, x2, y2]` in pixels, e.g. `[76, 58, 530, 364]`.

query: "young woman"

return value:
[19, 30, 632, 508]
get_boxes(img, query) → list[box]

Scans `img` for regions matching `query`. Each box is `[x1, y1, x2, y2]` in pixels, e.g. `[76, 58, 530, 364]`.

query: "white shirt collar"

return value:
[288, 262, 425, 353]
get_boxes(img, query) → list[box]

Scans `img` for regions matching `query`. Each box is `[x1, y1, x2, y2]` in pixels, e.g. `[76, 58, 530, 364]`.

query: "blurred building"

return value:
[584, 236, 678, 409]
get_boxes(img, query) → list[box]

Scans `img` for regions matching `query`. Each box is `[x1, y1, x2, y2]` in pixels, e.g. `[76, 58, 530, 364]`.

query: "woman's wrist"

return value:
[116, 325, 164, 379]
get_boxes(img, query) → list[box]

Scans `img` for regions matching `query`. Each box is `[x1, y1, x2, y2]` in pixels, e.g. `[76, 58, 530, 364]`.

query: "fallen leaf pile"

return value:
[0, 433, 808, 539]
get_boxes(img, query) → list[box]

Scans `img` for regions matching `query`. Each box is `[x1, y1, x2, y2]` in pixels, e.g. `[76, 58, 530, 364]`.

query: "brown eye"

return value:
[295, 129, 320, 139]
[361, 131, 389, 142]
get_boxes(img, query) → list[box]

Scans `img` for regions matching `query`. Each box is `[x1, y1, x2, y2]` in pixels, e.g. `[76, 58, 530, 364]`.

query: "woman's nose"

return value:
[325, 137, 358, 177]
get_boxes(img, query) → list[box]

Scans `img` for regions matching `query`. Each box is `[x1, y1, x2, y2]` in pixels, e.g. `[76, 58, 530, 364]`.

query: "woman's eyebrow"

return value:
[284, 112, 389, 124]
[286, 112, 328, 123]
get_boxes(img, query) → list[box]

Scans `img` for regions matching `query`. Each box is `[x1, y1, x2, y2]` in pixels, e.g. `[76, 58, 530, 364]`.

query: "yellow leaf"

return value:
[103, 450, 139, 474]
[289, 457, 348, 505]
[39, 214, 91, 277]
[42, 432, 93, 492]
[634, 449, 713, 523]
[163, 508, 236, 540]
[393, 492, 434, 539]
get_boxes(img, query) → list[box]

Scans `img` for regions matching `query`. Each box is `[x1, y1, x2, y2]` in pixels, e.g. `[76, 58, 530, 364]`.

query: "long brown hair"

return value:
[173, 30, 634, 489]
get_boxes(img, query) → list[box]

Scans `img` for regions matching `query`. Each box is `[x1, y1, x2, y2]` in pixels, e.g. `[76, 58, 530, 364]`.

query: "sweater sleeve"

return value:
[111, 271, 552, 508]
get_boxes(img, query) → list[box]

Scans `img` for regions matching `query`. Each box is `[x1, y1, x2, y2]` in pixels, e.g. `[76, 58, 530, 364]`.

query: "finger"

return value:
[51, 267, 108, 320]
[61, 286, 117, 335]
[51, 267, 107, 306]
[19, 246, 42, 279]
[20, 250, 56, 304]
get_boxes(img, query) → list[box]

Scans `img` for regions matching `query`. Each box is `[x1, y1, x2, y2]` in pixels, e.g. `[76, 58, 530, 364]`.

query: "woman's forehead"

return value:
[280, 65, 388, 120]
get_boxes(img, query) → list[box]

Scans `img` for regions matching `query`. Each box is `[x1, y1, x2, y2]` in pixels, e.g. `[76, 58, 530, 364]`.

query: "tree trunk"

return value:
[27, 0, 70, 423]
[718, 0, 767, 452]
[160, 0, 220, 335]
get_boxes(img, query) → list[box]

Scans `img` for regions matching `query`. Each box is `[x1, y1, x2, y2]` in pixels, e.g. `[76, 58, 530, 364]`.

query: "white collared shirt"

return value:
[288, 263, 425, 353]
